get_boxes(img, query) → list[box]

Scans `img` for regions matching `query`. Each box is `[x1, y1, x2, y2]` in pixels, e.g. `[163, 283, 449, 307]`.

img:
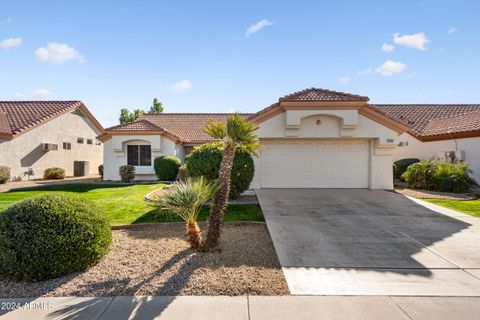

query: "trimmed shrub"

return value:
[430, 161, 478, 193]
[154, 156, 181, 181]
[0, 194, 111, 281]
[0, 166, 10, 184]
[119, 164, 135, 182]
[43, 167, 65, 179]
[402, 160, 478, 192]
[98, 164, 104, 178]
[184, 142, 254, 199]
[393, 158, 420, 180]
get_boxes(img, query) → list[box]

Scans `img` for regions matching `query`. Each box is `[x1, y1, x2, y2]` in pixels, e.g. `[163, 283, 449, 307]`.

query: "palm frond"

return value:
[204, 120, 227, 140]
[154, 177, 218, 223]
[226, 113, 261, 156]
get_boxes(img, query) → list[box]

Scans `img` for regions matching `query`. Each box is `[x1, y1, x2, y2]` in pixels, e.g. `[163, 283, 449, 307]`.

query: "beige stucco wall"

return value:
[102, 134, 181, 181]
[250, 111, 400, 190]
[394, 133, 480, 183]
[0, 109, 103, 180]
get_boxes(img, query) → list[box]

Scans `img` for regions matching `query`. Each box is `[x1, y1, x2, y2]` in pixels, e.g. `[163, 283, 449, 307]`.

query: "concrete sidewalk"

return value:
[1, 296, 480, 320]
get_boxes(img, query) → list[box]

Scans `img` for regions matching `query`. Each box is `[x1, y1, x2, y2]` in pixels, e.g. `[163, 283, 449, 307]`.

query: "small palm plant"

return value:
[202, 113, 261, 250]
[155, 177, 218, 250]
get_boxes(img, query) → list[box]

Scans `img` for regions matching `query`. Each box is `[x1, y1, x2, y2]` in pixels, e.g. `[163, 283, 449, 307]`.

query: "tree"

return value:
[155, 177, 218, 249]
[201, 114, 261, 250]
[119, 108, 145, 124]
[119, 98, 163, 124]
[149, 98, 164, 114]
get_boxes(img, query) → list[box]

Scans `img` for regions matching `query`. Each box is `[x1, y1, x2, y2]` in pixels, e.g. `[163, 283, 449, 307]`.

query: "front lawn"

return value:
[0, 183, 263, 225]
[426, 198, 480, 218]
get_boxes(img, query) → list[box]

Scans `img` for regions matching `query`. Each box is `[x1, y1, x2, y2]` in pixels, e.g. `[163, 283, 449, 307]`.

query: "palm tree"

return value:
[202, 113, 261, 250]
[155, 177, 218, 249]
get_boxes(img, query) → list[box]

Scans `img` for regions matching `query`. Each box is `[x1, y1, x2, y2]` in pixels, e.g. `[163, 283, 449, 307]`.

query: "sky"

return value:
[1, 0, 479, 127]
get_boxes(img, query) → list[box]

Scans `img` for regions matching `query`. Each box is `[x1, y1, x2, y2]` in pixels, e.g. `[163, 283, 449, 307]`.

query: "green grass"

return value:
[426, 198, 480, 218]
[0, 183, 264, 225]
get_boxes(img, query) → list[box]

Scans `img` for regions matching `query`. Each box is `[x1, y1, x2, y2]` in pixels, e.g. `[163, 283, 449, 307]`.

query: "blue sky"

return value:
[1, 0, 479, 127]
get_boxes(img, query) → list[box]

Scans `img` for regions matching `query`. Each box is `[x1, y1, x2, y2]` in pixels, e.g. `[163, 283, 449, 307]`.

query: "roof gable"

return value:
[0, 101, 104, 140]
[279, 88, 369, 102]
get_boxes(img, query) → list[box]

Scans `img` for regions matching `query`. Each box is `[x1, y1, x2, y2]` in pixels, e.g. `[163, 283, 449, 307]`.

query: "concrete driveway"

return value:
[256, 189, 480, 295]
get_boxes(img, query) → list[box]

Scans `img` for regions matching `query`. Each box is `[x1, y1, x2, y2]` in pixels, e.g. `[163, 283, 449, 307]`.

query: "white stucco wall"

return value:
[394, 133, 480, 183]
[250, 111, 399, 190]
[102, 134, 180, 181]
[0, 109, 103, 180]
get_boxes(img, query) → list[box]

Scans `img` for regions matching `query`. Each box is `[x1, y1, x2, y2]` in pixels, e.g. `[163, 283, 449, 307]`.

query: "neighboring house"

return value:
[99, 88, 408, 189]
[376, 104, 480, 183]
[0, 101, 104, 181]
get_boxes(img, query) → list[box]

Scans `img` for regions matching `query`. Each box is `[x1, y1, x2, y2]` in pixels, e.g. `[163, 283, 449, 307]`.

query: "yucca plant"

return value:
[155, 177, 218, 249]
[202, 113, 261, 250]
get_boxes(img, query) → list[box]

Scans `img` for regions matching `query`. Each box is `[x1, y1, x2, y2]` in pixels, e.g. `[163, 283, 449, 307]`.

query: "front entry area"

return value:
[257, 189, 480, 295]
[260, 140, 369, 188]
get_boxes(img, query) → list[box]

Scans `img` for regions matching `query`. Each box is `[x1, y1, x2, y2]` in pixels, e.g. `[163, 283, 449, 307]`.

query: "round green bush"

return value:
[154, 156, 181, 181]
[43, 167, 65, 179]
[0, 166, 10, 184]
[184, 143, 255, 199]
[393, 158, 420, 180]
[0, 194, 112, 281]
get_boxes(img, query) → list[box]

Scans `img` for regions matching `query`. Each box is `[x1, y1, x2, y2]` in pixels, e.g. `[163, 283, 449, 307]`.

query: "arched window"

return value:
[127, 145, 151, 166]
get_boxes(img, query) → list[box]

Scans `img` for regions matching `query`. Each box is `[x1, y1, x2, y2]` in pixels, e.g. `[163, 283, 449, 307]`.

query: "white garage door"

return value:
[260, 140, 369, 188]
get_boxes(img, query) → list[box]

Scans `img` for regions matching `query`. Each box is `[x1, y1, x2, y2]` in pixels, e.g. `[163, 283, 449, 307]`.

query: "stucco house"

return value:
[377, 104, 480, 182]
[99, 88, 408, 189]
[0, 101, 104, 181]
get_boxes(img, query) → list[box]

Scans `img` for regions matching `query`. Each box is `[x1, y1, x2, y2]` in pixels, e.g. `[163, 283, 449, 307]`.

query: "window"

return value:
[87, 139, 93, 145]
[127, 145, 151, 166]
[63, 142, 71, 150]
[77, 137, 84, 144]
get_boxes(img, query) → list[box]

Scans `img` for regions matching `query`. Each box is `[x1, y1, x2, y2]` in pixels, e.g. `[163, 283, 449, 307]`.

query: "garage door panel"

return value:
[260, 140, 369, 188]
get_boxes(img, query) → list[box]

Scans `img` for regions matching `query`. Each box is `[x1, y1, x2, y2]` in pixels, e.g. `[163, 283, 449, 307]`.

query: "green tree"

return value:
[119, 98, 163, 124]
[119, 108, 145, 124]
[201, 114, 261, 250]
[149, 98, 164, 114]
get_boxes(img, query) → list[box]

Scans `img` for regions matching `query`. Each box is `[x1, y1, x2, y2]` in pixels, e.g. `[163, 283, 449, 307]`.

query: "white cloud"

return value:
[15, 93, 25, 100]
[35, 42, 85, 64]
[404, 72, 417, 79]
[393, 32, 429, 50]
[338, 76, 350, 84]
[0, 37, 22, 49]
[448, 27, 459, 34]
[358, 68, 372, 75]
[167, 80, 192, 92]
[382, 43, 395, 52]
[245, 19, 273, 37]
[376, 60, 406, 76]
[33, 89, 53, 100]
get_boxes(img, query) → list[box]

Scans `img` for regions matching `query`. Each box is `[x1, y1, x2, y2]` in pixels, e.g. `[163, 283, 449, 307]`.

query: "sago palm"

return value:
[202, 113, 261, 250]
[155, 177, 218, 250]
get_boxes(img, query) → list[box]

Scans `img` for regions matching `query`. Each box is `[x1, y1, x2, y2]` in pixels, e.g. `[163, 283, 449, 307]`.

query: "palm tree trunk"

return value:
[186, 221, 202, 250]
[202, 144, 235, 250]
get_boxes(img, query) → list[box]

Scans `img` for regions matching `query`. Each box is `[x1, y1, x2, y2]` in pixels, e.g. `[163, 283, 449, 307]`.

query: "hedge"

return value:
[184, 143, 254, 199]
[43, 167, 65, 179]
[0, 194, 111, 281]
[154, 156, 181, 181]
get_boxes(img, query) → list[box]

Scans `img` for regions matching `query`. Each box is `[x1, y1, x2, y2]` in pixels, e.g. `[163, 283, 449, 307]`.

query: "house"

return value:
[99, 88, 408, 189]
[376, 104, 480, 182]
[0, 101, 104, 181]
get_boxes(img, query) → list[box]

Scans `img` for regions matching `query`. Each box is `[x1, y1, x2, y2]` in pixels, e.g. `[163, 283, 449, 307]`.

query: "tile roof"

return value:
[106, 113, 253, 143]
[279, 88, 369, 102]
[0, 101, 83, 138]
[375, 104, 480, 138]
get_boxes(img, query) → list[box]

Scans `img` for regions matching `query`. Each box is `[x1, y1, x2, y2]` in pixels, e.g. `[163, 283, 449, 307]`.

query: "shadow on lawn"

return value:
[3, 183, 144, 194]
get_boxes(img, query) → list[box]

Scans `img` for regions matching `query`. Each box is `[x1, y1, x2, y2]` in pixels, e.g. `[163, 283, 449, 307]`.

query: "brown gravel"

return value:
[395, 187, 477, 200]
[0, 223, 289, 298]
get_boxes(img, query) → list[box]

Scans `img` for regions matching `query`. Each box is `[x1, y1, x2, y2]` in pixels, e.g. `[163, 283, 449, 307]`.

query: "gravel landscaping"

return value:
[0, 223, 289, 297]
[395, 187, 477, 200]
